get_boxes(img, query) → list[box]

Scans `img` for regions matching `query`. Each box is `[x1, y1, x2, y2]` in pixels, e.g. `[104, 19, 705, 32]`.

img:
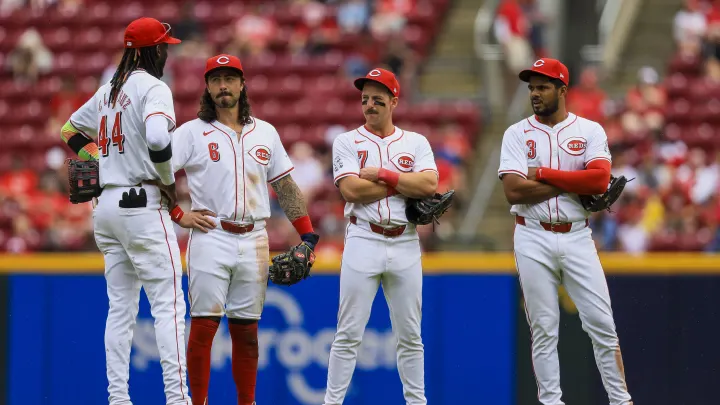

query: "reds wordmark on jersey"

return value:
[69, 69, 176, 188]
[172, 117, 294, 222]
[498, 113, 611, 223]
[332, 125, 438, 226]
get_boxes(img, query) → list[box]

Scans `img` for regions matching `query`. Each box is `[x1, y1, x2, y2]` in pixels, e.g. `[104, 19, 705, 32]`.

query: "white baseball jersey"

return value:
[498, 113, 612, 223]
[69, 69, 176, 187]
[172, 117, 294, 223]
[332, 125, 438, 226]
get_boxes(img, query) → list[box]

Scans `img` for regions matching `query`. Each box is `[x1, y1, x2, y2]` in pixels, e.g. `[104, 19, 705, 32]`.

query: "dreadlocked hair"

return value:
[108, 47, 162, 108]
[197, 83, 253, 125]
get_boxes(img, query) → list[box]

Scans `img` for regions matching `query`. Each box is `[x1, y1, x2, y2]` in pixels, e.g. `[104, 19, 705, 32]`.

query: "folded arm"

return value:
[381, 169, 438, 198]
[60, 121, 99, 161]
[337, 176, 392, 204]
[536, 159, 611, 195]
[502, 173, 563, 205]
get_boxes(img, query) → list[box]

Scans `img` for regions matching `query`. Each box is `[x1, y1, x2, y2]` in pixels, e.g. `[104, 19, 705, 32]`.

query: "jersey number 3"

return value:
[98, 112, 125, 157]
[527, 140, 536, 159]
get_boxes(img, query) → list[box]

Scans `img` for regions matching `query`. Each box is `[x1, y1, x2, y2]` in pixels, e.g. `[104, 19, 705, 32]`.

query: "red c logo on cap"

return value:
[369, 69, 382, 77]
[533, 59, 545, 67]
[217, 56, 230, 64]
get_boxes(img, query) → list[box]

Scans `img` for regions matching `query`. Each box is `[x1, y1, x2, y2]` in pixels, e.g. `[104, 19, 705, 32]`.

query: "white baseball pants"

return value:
[93, 185, 191, 405]
[186, 223, 270, 320]
[324, 223, 426, 405]
[514, 219, 632, 405]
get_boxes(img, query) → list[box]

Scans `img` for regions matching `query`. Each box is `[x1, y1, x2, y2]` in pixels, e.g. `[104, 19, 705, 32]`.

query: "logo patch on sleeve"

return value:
[249, 145, 271, 165]
[391, 153, 415, 172]
[559, 137, 587, 156]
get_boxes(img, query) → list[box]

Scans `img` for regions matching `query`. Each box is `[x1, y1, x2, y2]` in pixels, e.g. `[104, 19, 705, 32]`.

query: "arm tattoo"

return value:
[271, 175, 308, 222]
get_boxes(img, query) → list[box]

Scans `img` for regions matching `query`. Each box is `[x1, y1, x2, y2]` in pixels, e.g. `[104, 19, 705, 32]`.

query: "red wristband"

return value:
[292, 215, 314, 235]
[387, 186, 399, 197]
[378, 168, 400, 188]
[536, 167, 544, 181]
[170, 206, 184, 223]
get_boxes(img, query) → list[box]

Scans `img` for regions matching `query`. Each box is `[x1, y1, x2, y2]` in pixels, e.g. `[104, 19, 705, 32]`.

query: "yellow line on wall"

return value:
[2, 252, 720, 275]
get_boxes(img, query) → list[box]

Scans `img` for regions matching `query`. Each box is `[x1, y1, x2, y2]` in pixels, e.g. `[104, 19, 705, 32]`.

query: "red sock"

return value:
[187, 318, 219, 405]
[228, 321, 259, 405]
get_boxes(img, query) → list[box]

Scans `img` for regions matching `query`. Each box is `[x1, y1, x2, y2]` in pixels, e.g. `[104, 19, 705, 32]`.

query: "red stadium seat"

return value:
[665, 98, 692, 125]
[665, 73, 690, 99]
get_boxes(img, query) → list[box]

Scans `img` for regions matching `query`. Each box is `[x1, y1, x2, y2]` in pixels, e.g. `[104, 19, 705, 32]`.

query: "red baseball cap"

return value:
[124, 17, 181, 49]
[205, 54, 244, 79]
[519, 58, 570, 86]
[354, 68, 400, 97]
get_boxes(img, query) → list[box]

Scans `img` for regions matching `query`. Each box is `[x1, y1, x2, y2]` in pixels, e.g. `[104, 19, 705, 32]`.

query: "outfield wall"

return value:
[1, 253, 719, 405]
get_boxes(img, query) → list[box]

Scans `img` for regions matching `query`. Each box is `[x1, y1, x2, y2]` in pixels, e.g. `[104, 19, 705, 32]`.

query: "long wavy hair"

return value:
[197, 81, 253, 125]
[108, 47, 162, 108]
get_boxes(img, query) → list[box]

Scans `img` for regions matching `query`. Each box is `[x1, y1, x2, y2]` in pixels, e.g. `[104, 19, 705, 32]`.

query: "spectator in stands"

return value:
[674, 0, 707, 46]
[380, 35, 416, 82]
[288, 141, 325, 201]
[566, 66, 607, 124]
[50, 76, 85, 121]
[0, 156, 38, 197]
[4, 214, 41, 254]
[622, 66, 667, 142]
[288, 0, 340, 56]
[173, 1, 203, 40]
[678, 148, 719, 205]
[338, 0, 370, 34]
[519, 0, 548, 58]
[6, 27, 53, 84]
[232, 5, 278, 58]
[494, 0, 532, 73]
[370, 0, 413, 39]
[100, 51, 122, 85]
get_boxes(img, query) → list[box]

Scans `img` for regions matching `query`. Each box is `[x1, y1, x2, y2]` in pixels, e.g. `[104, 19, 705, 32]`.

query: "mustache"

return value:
[216, 92, 233, 98]
[366, 109, 379, 114]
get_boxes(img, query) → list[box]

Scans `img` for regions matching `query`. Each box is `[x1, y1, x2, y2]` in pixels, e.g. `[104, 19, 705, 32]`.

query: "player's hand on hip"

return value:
[359, 167, 380, 182]
[179, 210, 217, 233]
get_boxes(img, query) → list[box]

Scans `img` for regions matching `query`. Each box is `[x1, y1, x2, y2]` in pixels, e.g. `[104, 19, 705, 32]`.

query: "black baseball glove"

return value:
[405, 190, 455, 225]
[269, 233, 319, 286]
[579, 175, 630, 212]
[67, 158, 101, 204]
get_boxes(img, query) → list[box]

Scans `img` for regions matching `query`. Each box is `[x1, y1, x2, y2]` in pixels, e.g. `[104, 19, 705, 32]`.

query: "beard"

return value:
[532, 97, 560, 116]
[155, 56, 167, 78]
[214, 94, 239, 108]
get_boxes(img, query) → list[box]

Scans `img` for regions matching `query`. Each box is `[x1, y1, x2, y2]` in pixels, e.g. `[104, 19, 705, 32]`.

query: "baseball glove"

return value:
[67, 158, 101, 204]
[405, 190, 455, 225]
[269, 243, 316, 286]
[579, 175, 630, 212]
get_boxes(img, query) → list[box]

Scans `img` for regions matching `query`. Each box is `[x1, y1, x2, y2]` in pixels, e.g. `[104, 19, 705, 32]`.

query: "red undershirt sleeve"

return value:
[537, 160, 611, 195]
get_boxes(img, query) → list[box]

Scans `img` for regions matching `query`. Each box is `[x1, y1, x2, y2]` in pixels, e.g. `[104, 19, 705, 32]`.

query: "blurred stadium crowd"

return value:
[3, 0, 720, 255]
[0, 0, 477, 254]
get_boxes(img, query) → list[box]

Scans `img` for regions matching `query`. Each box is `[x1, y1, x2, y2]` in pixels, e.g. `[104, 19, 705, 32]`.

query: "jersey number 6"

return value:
[98, 112, 125, 157]
[208, 142, 220, 162]
[527, 140, 537, 159]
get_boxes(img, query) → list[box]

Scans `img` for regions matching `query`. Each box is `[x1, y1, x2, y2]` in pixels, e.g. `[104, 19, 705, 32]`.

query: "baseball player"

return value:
[498, 58, 633, 405]
[325, 68, 439, 405]
[170, 54, 320, 405]
[60, 18, 193, 405]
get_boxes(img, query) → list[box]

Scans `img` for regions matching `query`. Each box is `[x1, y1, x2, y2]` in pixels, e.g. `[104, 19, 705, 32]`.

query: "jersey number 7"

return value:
[98, 112, 126, 157]
[358, 150, 368, 169]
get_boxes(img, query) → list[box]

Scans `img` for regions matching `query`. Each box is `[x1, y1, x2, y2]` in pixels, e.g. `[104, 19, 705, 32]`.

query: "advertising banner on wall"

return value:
[7, 274, 516, 405]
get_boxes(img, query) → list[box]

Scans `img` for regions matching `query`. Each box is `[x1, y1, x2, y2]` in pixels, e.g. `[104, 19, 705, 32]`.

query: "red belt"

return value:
[350, 216, 406, 237]
[515, 215, 588, 234]
[220, 221, 255, 234]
